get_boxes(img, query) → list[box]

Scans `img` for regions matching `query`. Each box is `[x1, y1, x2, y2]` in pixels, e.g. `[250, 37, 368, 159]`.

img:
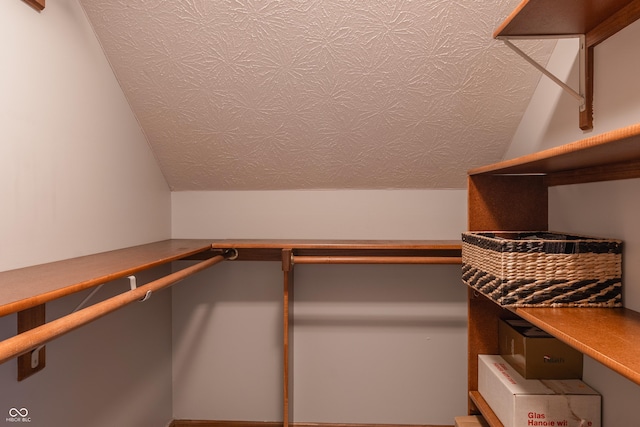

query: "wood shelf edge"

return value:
[468, 122, 640, 177]
[210, 239, 462, 250]
[493, 0, 640, 130]
[1, 239, 462, 315]
[515, 307, 640, 385]
[0, 239, 216, 317]
[23, 0, 45, 11]
[586, 0, 640, 47]
[210, 240, 463, 262]
[469, 391, 504, 427]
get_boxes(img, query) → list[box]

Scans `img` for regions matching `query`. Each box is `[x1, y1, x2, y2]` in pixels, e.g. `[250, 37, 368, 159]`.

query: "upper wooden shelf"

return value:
[210, 239, 462, 262]
[516, 307, 640, 386]
[0, 239, 215, 317]
[494, 0, 640, 130]
[212, 239, 460, 249]
[0, 239, 462, 317]
[494, 0, 640, 47]
[468, 122, 640, 186]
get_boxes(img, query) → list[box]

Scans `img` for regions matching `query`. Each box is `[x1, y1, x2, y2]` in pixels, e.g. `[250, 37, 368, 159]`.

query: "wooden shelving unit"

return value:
[494, 0, 640, 130]
[466, 122, 640, 425]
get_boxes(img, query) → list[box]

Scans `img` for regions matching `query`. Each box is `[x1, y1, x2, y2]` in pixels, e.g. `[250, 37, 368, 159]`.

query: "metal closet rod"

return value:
[0, 249, 236, 366]
[291, 255, 462, 265]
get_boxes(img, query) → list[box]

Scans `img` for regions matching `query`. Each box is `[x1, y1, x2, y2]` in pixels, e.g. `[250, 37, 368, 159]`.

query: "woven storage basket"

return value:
[461, 232, 622, 307]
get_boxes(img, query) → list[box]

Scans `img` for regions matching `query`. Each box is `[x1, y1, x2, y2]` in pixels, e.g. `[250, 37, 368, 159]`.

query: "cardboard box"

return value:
[478, 355, 600, 427]
[454, 415, 489, 427]
[499, 319, 583, 379]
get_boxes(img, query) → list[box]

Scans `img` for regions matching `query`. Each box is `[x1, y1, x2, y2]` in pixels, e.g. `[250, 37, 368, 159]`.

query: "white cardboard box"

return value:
[478, 355, 600, 427]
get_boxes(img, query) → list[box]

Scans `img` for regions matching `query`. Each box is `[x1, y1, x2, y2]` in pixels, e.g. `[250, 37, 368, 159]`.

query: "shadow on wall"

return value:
[170, 260, 468, 423]
[292, 263, 467, 328]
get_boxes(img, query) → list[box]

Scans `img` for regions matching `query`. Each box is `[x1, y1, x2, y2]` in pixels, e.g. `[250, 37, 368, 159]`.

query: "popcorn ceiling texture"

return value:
[79, 0, 555, 190]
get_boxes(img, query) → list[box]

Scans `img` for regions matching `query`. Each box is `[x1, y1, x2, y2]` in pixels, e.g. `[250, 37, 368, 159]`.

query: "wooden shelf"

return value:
[0, 239, 462, 317]
[469, 122, 640, 186]
[516, 307, 640, 385]
[1, 238, 460, 386]
[494, 0, 640, 130]
[469, 391, 504, 427]
[0, 239, 216, 317]
[494, 0, 640, 45]
[210, 239, 462, 262]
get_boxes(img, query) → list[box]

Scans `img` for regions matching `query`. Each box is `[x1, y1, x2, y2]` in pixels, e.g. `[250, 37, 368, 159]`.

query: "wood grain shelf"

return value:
[468, 122, 640, 185]
[516, 307, 640, 385]
[469, 391, 504, 427]
[468, 308, 640, 424]
[1, 237, 462, 388]
[210, 239, 462, 262]
[494, 0, 640, 43]
[1, 239, 462, 317]
[0, 239, 216, 317]
[493, 0, 640, 130]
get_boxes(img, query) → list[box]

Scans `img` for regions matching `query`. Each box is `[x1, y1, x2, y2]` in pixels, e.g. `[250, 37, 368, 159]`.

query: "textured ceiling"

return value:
[78, 0, 554, 190]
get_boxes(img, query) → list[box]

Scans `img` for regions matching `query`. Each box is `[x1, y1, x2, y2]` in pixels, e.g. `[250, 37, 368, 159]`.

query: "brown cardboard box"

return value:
[454, 415, 489, 427]
[499, 319, 583, 379]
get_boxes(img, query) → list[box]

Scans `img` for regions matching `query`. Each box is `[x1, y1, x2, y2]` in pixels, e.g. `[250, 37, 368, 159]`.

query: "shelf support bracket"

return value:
[498, 35, 591, 130]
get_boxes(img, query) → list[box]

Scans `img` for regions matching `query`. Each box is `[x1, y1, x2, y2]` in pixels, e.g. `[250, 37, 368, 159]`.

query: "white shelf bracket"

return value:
[498, 35, 586, 112]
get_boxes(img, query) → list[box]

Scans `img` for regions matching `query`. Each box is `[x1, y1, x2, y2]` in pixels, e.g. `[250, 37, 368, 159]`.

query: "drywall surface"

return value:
[172, 189, 466, 240]
[171, 189, 468, 424]
[0, 1, 172, 426]
[0, 268, 174, 427]
[504, 38, 579, 160]
[0, 0, 170, 272]
[506, 18, 640, 427]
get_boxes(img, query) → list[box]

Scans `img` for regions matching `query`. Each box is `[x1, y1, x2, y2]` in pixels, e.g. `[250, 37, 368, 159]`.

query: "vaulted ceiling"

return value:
[78, 0, 554, 190]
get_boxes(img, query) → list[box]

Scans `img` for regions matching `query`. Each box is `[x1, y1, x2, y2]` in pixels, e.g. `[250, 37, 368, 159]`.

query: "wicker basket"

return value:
[461, 232, 622, 307]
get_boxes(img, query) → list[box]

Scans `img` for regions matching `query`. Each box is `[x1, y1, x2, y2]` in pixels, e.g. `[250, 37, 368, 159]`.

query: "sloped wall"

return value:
[0, 1, 172, 426]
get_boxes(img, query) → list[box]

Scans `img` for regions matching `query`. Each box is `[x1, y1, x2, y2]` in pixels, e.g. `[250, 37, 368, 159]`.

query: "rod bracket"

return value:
[128, 275, 152, 302]
[223, 248, 239, 260]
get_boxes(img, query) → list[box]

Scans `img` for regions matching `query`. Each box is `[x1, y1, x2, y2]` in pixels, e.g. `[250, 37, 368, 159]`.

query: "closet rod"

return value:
[292, 256, 462, 265]
[0, 250, 234, 366]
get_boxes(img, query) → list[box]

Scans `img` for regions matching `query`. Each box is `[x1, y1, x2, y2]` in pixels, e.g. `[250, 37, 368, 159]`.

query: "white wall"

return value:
[171, 190, 468, 425]
[506, 19, 640, 427]
[0, 0, 170, 272]
[0, 1, 172, 426]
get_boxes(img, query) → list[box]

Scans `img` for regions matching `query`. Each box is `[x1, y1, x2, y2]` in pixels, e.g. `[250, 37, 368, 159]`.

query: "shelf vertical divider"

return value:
[466, 173, 549, 416]
[468, 174, 548, 232]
